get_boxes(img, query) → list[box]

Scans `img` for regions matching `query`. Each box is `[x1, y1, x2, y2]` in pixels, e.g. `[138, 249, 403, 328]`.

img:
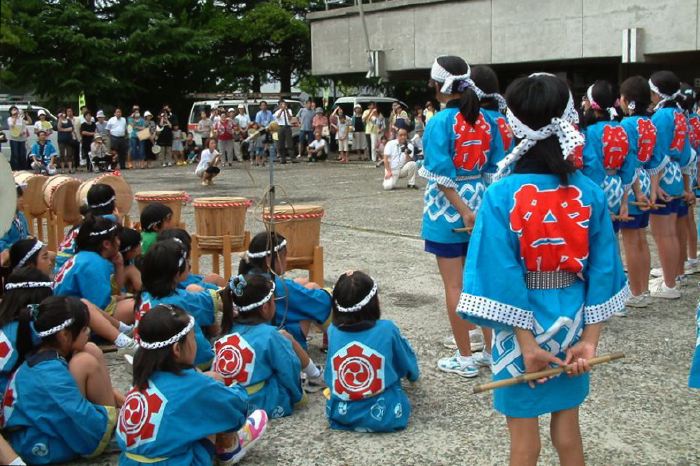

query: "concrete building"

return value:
[308, 0, 700, 93]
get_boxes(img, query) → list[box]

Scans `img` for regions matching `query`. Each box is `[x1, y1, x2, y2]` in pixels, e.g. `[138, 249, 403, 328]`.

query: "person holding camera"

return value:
[7, 106, 32, 171]
[382, 128, 418, 190]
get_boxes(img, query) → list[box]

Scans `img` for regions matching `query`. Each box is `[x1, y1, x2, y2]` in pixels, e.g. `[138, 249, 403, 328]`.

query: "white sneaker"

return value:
[473, 352, 492, 368]
[301, 365, 326, 394]
[441, 333, 484, 352]
[685, 259, 699, 275]
[648, 276, 663, 288]
[437, 352, 479, 378]
[650, 267, 663, 278]
[613, 308, 629, 317]
[649, 281, 681, 299]
[625, 294, 648, 309]
[676, 275, 689, 288]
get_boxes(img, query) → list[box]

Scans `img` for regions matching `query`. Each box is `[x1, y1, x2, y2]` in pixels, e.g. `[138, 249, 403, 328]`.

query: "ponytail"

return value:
[459, 88, 481, 126]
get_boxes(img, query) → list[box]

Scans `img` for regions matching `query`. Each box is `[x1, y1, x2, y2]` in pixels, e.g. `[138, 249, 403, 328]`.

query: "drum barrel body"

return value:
[14, 172, 48, 216]
[76, 174, 133, 216]
[263, 205, 324, 263]
[193, 197, 251, 249]
[134, 191, 187, 226]
[42, 175, 82, 225]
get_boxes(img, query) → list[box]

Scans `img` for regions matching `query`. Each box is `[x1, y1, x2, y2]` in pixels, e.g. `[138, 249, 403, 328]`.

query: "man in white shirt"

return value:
[106, 108, 128, 169]
[273, 99, 295, 164]
[233, 104, 250, 162]
[383, 129, 418, 190]
[306, 130, 327, 162]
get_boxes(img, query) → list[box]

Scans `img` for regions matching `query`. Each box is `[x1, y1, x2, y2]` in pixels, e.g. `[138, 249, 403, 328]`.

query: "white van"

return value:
[187, 97, 302, 145]
[1, 104, 58, 161]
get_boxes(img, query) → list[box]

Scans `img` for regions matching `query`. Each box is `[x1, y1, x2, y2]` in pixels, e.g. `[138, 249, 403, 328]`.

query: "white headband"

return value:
[88, 195, 115, 209]
[335, 281, 378, 313]
[586, 85, 618, 120]
[89, 224, 117, 237]
[236, 281, 276, 313]
[16, 240, 44, 269]
[430, 57, 507, 111]
[139, 315, 195, 349]
[5, 281, 53, 291]
[494, 76, 583, 180]
[649, 79, 682, 111]
[246, 239, 287, 259]
[36, 318, 75, 338]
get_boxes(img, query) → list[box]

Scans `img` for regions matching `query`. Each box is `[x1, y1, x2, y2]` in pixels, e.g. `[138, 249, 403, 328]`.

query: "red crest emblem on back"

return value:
[213, 334, 256, 386]
[118, 384, 168, 447]
[453, 113, 491, 171]
[670, 112, 688, 152]
[602, 125, 629, 170]
[509, 184, 591, 273]
[636, 119, 657, 163]
[331, 342, 385, 401]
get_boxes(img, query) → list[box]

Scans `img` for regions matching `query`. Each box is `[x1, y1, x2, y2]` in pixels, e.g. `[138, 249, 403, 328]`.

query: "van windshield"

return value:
[189, 104, 212, 124]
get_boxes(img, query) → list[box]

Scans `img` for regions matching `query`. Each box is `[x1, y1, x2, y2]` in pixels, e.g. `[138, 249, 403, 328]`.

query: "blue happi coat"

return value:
[620, 116, 657, 216]
[117, 369, 248, 466]
[650, 106, 692, 197]
[213, 323, 303, 418]
[457, 170, 628, 418]
[53, 214, 118, 274]
[178, 273, 219, 291]
[324, 320, 419, 432]
[690, 301, 700, 389]
[420, 101, 499, 244]
[0, 321, 41, 395]
[2, 351, 116, 464]
[0, 211, 29, 252]
[53, 250, 117, 312]
[138, 289, 218, 367]
[582, 120, 635, 215]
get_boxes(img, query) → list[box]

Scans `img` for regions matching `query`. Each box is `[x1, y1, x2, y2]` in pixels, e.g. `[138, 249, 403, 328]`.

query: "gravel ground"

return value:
[65, 159, 698, 465]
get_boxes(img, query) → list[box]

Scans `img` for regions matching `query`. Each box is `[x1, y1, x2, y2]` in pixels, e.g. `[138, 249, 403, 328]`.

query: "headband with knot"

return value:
[16, 240, 43, 269]
[246, 239, 287, 259]
[235, 281, 276, 313]
[430, 57, 507, 111]
[649, 79, 682, 111]
[335, 280, 379, 313]
[88, 195, 115, 209]
[586, 85, 618, 120]
[138, 315, 195, 350]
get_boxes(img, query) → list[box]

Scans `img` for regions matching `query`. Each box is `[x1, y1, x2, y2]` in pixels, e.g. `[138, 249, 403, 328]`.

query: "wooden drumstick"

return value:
[472, 352, 625, 394]
[630, 201, 665, 209]
[452, 227, 473, 233]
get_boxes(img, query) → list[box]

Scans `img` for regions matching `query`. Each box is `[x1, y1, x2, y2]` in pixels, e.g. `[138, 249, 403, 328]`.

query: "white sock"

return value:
[456, 354, 474, 365]
[303, 360, 320, 378]
[118, 322, 133, 334]
[114, 333, 133, 348]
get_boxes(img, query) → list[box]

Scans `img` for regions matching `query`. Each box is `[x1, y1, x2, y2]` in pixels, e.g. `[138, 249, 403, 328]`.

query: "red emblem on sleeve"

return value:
[213, 334, 256, 386]
[509, 184, 591, 273]
[496, 116, 514, 149]
[688, 116, 700, 149]
[52, 257, 75, 287]
[602, 125, 629, 170]
[453, 113, 491, 171]
[670, 112, 688, 152]
[332, 342, 385, 401]
[636, 118, 657, 163]
[118, 385, 168, 447]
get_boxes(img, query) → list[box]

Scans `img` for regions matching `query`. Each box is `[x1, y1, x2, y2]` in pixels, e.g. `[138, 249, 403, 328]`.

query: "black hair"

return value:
[679, 83, 696, 114]
[582, 80, 616, 126]
[34, 295, 90, 346]
[505, 74, 577, 184]
[16, 184, 23, 197]
[620, 76, 652, 117]
[220, 274, 274, 334]
[82, 183, 116, 217]
[76, 213, 120, 253]
[133, 304, 193, 389]
[119, 227, 141, 255]
[9, 238, 43, 270]
[238, 231, 287, 275]
[649, 71, 682, 109]
[157, 228, 192, 255]
[332, 271, 380, 327]
[140, 203, 173, 232]
[0, 268, 53, 370]
[436, 56, 480, 125]
[141, 239, 187, 298]
[472, 65, 501, 111]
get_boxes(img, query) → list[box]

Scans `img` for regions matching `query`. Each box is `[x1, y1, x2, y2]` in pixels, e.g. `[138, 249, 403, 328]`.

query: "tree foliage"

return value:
[0, 0, 321, 111]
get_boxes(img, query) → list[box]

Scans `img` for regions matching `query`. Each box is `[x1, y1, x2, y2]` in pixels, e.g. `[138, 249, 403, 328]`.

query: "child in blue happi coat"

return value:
[214, 273, 310, 419]
[157, 228, 226, 289]
[678, 84, 699, 280]
[0, 185, 29, 267]
[118, 304, 268, 466]
[239, 231, 332, 351]
[137, 239, 220, 368]
[457, 73, 627, 465]
[324, 271, 419, 432]
[54, 183, 120, 274]
[118, 227, 143, 293]
[0, 268, 53, 394]
[1, 296, 122, 465]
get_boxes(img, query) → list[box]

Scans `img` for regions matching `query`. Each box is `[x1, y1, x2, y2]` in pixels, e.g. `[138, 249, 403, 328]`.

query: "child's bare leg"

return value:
[69, 342, 116, 407]
[507, 416, 541, 466]
[551, 408, 585, 466]
[436, 256, 472, 356]
[482, 327, 492, 354]
[186, 283, 205, 293]
[204, 273, 227, 287]
[114, 298, 136, 325]
[0, 435, 22, 465]
[286, 332, 311, 367]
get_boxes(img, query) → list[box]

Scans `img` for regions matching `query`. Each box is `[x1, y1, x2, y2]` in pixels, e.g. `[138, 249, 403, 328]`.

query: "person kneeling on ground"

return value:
[195, 139, 222, 186]
[307, 130, 327, 162]
[383, 129, 418, 190]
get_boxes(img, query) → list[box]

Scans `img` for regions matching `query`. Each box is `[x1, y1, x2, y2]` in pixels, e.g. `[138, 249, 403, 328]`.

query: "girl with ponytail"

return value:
[419, 55, 497, 378]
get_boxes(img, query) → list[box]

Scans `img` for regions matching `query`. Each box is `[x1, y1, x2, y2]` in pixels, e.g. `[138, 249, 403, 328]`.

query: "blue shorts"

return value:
[678, 203, 689, 218]
[619, 212, 650, 230]
[424, 240, 468, 258]
[651, 198, 681, 216]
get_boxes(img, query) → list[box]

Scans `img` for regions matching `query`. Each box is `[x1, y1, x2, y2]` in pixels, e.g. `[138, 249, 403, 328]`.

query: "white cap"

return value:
[354, 103, 362, 109]
[227, 108, 235, 113]
[144, 110, 153, 117]
[237, 104, 245, 109]
[38, 109, 46, 116]
[96, 110, 105, 118]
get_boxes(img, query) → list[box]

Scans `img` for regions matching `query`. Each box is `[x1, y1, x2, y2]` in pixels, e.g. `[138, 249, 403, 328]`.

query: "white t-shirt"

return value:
[106, 116, 127, 137]
[274, 108, 293, 126]
[234, 114, 250, 130]
[195, 148, 219, 175]
[308, 139, 326, 152]
[384, 139, 413, 170]
[336, 120, 349, 139]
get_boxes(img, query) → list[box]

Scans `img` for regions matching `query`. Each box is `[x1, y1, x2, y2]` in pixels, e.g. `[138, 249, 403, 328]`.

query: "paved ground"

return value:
[67, 159, 698, 465]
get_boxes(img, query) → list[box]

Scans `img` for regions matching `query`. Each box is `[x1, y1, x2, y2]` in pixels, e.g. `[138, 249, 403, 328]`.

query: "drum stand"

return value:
[191, 232, 250, 280]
